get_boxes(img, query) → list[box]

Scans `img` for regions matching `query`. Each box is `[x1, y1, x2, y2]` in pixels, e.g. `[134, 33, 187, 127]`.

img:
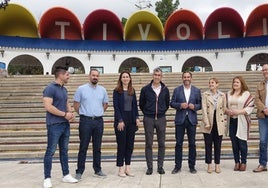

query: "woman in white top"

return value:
[225, 76, 254, 171]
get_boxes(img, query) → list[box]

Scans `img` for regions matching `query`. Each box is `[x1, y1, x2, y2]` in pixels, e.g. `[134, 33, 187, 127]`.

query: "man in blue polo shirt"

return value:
[74, 69, 109, 180]
[43, 66, 78, 188]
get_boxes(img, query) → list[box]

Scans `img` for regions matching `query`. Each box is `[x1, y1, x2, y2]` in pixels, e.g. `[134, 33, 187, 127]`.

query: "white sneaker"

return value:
[62, 174, 78, 183]
[43, 178, 52, 188]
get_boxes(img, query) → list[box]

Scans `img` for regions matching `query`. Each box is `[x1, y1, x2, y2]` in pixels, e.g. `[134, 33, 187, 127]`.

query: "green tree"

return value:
[121, 17, 127, 26]
[155, 0, 180, 25]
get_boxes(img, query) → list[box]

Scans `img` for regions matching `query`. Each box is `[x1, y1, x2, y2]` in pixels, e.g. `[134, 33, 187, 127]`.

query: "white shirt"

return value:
[152, 84, 161, 96]
[183, 85, 191, 103]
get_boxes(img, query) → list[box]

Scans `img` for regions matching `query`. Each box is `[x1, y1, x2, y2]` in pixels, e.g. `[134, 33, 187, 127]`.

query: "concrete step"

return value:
[0, 71, 263, 160]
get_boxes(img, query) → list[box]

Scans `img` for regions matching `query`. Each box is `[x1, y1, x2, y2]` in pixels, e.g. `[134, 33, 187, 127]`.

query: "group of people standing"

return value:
[42, 64, 268, 188]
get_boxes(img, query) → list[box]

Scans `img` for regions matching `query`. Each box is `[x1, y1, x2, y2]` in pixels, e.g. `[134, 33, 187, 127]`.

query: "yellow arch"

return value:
[124, 10, 164, 41]
[0, 4, 38, 38]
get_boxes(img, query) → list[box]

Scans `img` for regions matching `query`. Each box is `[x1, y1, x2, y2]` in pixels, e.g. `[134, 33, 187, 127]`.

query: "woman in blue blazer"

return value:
[113, 71, 140, 177]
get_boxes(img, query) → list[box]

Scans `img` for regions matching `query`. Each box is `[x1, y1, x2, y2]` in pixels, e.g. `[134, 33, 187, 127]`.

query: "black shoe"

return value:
[171, 167, 181, 174]
[190, 168, 197, 174]
[157, 167, 165, 174]
[146, 168, 153, 175]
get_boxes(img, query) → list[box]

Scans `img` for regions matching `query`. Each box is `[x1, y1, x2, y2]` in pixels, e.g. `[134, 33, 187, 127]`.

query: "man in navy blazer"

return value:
[170, 71, 201, 174]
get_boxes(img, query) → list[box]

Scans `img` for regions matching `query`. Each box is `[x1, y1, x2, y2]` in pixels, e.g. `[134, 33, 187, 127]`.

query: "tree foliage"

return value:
[155, 0, 180, 25]
[121, 17, 128, 26]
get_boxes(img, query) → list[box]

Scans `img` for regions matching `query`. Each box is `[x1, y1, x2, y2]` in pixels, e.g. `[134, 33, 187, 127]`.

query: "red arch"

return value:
[39, 7, 82, 40]
[165, 9, 203, 40]
[83, 9, 123, 40]
[204, 7, 244, 39]
[245, 4, 268, 37]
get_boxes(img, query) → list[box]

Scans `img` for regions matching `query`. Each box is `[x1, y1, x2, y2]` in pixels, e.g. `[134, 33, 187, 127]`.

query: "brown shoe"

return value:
[253, 165, 267, 173]
[234, 163, 240, 171]
[215, 164, 221, 174]
[239, 164, 246, 171]
[207, 164, 212, 173]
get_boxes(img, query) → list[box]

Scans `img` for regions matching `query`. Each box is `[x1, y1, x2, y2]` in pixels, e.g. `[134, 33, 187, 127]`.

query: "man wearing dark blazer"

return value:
[170, 71, 201, 174]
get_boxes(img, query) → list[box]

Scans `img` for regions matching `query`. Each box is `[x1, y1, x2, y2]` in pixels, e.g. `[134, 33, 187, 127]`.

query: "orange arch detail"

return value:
[39, 7, 82, 40]
[245, 4, 268, 37]
[83, 9, 123, 40]
[204, 7, 244, 39]
[165, 9, 203, 40]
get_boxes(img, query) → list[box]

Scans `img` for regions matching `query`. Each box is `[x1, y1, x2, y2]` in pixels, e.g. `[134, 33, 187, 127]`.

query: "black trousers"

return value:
[115, 111, 136, 166]
[203, 112, 223, 164]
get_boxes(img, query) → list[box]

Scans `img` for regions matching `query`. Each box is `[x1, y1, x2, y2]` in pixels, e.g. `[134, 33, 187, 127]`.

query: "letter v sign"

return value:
[138, 24, 151, 40]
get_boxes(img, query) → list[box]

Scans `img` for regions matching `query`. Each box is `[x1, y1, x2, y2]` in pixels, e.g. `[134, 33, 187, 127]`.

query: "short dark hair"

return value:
[182, 71, 192, 78]
[54, 66, 67, 78]
[90, 68, 100, 75]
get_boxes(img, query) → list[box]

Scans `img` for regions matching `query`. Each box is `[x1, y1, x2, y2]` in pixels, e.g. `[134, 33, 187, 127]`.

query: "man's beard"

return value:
[91, 79, 98, 85]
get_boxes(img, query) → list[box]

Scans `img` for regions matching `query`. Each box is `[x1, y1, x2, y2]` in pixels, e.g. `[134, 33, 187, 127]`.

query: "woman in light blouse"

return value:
[225, 76, 254, 171]
[113, 71, 140, 177]
[201, 78, 226, 173]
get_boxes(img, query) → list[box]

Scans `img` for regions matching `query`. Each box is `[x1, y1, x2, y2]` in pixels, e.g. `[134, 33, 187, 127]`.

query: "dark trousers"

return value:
[143, 116, 166, 169]
[115, 111, 136, 166]
[229, 118, 248, 164]
[175, 116, 196, 169]
[203, 112, 223, 164]
[76, 116, 104, 174]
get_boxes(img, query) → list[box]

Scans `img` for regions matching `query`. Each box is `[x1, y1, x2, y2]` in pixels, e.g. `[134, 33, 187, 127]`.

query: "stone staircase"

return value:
[0, 71, 263, 161]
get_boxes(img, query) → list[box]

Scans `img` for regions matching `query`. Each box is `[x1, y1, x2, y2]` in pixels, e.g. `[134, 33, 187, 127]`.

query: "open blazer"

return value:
[113, 89, 139, 126]
[170, 85, 202, 126]
[255, 80, 267, 118]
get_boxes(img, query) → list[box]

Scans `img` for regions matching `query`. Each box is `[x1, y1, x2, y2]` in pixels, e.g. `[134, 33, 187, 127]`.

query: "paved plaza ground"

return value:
[0, 159, 267, 188]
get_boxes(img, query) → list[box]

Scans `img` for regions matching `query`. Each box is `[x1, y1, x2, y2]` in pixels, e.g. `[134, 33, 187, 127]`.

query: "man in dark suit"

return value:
[170, 71, 201, 174]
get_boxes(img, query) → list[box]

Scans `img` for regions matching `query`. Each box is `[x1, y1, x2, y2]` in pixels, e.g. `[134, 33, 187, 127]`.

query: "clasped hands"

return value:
[64, 112, 75, 122]
[117, 119, 140, 131]
[180, 103, 195, 110]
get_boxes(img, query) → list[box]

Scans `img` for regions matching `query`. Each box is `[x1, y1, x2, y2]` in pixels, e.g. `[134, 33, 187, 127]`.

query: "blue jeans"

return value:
[44, 122, 70, 179]
[175, 116, 196, 169]
[258, 117, 268, 166]
[76, 116, 104, 174]
[229, 118, 248, 164]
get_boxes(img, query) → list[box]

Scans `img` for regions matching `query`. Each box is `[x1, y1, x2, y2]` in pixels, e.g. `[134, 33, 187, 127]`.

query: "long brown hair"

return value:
[230, 76, 249, 95]
[115, 71, 134, 95]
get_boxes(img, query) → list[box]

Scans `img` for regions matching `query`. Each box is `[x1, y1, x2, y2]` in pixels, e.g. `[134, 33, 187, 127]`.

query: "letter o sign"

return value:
[176, 23, 190, 40]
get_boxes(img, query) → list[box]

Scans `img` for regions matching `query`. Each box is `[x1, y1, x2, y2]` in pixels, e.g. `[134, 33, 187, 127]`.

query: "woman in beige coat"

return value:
[201, 78, 226, 173]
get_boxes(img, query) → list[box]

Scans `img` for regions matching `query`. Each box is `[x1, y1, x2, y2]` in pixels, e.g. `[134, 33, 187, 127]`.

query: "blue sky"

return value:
[10, 0, 268, 24]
